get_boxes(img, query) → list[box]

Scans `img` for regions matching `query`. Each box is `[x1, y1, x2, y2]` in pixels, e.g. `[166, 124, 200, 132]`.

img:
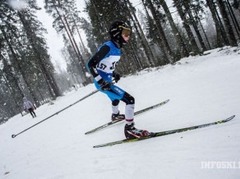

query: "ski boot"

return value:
[124, 123, 153, 139]
[111, 112, 125, 121]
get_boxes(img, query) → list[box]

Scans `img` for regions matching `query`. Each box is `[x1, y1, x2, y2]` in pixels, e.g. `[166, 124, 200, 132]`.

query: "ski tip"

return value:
[163, 99, 170, 103]
[224, 115, 236, 122]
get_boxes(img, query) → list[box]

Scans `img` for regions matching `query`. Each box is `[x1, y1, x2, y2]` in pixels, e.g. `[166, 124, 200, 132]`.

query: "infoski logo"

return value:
[201, 161, 240, 169]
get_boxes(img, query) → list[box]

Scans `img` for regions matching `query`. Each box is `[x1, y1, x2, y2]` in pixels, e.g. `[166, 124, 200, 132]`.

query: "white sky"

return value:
[35, 0, 91, 71]
[36, 0, 68, 71]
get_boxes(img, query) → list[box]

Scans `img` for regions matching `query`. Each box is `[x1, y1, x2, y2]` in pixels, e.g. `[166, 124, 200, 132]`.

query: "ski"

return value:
[85, 99, 170, 135]
[93, 115, 235, 148]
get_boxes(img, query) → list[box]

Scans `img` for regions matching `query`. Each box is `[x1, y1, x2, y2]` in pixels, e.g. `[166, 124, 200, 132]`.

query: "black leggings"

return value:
[112, 92, 135, 106]
[28, 108, 36, 117]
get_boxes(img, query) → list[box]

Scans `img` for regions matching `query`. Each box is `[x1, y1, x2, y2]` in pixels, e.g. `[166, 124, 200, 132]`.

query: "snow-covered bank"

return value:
[1, 47, 240, 179]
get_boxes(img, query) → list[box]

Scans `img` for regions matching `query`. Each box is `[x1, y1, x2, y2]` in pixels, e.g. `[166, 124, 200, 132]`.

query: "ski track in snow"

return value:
[1, 47, 240, 179]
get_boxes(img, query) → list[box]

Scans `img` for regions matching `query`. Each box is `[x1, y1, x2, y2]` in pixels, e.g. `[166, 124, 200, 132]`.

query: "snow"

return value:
[1, 47, 240, 179]
[7, 0, 28, 11]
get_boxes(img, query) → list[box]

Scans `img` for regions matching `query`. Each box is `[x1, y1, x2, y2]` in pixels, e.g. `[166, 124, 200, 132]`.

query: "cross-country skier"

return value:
[87, 21, 151, 139]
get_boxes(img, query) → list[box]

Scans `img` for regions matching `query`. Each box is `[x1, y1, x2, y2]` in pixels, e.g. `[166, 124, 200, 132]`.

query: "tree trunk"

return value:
[146, 0, 174, 63]
[182, 1, 207, 51]
[0, 27, 40, 106]
[173, 0, 200, 55]
[52, 0, 87, 85]
[142, 3, 170, 64]
[217, 0, 238, 46]
[63, 15, 88, 85]
[226, 0, 240, 39]
[125, 0, 156, 67]
[206, 0, 229, 46]
[18, 11, 61, 99]
[2, 60, 23, 115]
[159, 0, 189, 58]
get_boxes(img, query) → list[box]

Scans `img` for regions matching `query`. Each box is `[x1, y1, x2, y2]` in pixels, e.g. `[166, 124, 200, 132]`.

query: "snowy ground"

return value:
[1, 47, 240, 179]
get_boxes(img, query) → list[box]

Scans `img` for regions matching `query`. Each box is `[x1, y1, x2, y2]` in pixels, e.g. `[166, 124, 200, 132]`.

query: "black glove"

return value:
[98, 79, 111, 90]
[113, 72, 121, 83]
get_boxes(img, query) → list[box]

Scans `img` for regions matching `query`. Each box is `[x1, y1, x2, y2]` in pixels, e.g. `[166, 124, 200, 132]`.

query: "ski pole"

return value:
[11, 89, 99, 138]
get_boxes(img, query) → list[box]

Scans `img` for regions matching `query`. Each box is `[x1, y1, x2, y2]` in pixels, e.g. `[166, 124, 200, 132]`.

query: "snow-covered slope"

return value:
[1, 47, 240, 179]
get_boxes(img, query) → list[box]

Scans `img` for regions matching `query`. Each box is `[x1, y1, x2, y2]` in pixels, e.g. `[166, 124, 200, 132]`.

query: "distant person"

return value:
[23, 97, 36, 118]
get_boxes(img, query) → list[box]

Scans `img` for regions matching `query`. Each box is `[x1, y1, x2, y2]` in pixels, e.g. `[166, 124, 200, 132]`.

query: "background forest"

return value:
[0, 0, 240, 123]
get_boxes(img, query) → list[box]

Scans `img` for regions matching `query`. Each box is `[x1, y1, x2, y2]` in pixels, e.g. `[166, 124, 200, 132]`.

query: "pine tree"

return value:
[0, 0, 61, 118]
[158, 0, 189, 58]
[44, 0, 89, 85]
[173, 0, 201, 55]
[217, 0, 238, 46]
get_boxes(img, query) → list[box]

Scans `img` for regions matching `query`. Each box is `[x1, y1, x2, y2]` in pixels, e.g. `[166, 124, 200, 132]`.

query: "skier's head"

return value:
[109, 21, 131, 48]
[23, 97, 27, 101]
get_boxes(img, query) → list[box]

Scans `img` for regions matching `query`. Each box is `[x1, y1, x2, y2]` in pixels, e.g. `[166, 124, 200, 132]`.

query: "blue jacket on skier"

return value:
[87, 21, 150, 139]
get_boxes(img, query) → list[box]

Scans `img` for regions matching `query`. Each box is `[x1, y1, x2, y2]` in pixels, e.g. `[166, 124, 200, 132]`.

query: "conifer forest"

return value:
[0, 0, 240, 123]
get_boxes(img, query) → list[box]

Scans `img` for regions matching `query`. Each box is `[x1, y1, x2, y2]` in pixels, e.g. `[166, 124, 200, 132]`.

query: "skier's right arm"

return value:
[87, 45, 110, 83]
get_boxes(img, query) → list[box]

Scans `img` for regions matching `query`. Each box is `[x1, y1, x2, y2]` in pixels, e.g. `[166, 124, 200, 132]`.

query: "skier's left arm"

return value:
[87, 45, 110, 81]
